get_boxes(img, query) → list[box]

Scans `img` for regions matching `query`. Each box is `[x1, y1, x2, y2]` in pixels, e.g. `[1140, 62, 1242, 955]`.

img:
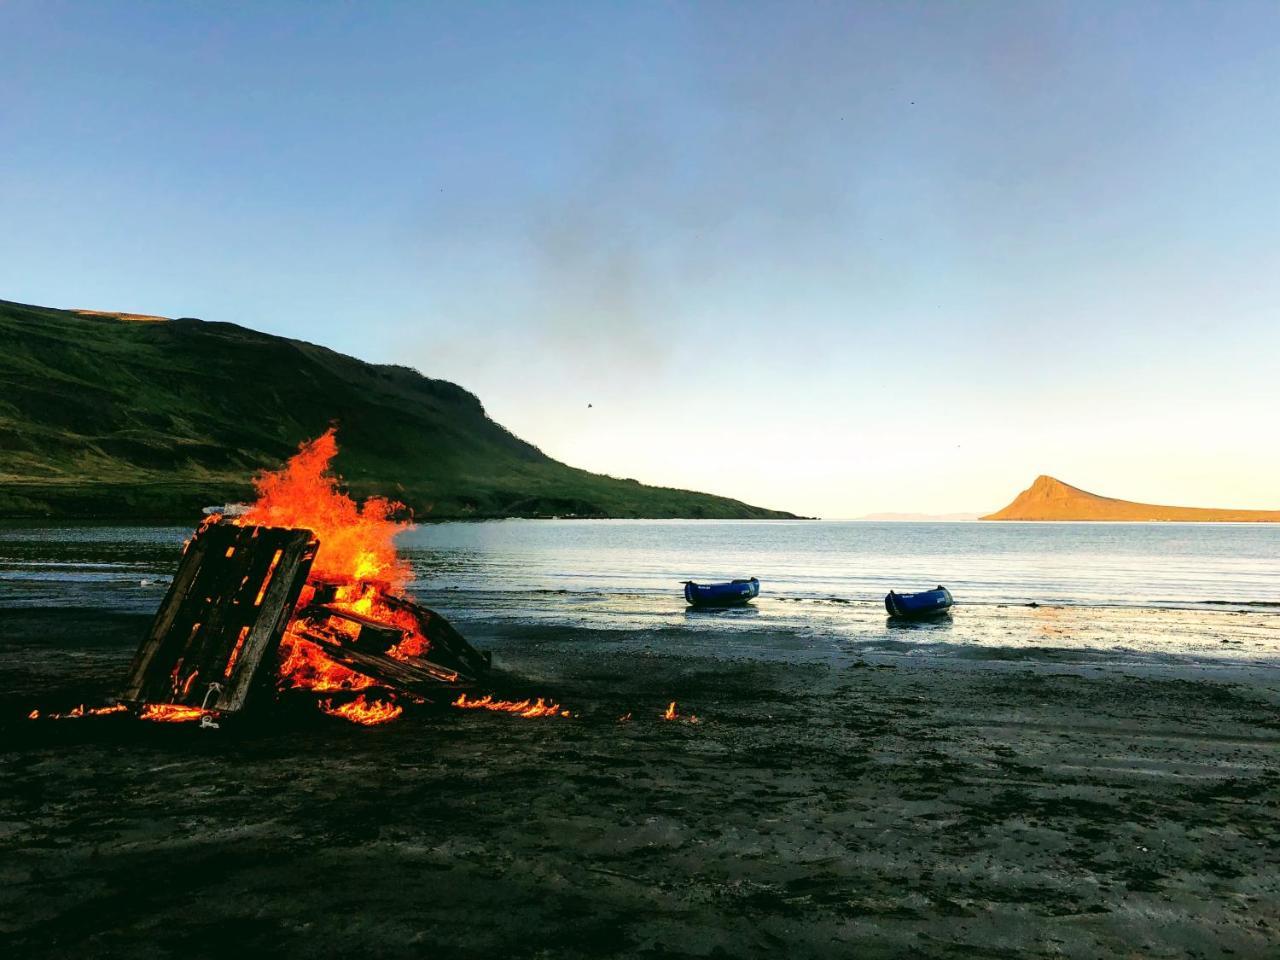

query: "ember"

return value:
[28, 703, 128, 721]
[662, 700, 699, 723]
[140, 703, 207, 723]
[453, 693, 572, 718]
[318, 695, 403, 725]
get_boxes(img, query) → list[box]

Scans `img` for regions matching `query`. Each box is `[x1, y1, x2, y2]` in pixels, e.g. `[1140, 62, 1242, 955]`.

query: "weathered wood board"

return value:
[383, 594, 492, 677]
[305, 633, 469, 692]
[120, 523, 318, 713]
[291, 602, 479, 692]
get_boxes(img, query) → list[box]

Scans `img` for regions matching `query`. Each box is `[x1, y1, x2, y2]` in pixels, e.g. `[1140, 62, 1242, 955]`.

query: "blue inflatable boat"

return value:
[885, 585, 953, 618]
[684, 577, 760, 607]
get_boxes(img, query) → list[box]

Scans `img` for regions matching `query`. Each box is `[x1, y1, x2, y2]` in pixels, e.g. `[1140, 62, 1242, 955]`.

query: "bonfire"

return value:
[99, 429, 566, 726]
[25, 431, 715, 729]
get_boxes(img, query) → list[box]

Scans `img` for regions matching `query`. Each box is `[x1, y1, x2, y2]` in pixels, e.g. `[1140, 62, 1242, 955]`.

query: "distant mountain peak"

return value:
[1023, 475, 1092, 500]
[983, 476, 1280, 522]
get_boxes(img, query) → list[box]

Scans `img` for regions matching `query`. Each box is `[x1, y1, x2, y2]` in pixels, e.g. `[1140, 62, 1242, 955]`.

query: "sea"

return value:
[2, 520, 1277, 664]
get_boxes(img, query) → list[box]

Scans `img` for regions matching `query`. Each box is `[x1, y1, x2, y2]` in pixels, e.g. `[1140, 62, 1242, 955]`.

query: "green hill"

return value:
[0, 298, 797, 521]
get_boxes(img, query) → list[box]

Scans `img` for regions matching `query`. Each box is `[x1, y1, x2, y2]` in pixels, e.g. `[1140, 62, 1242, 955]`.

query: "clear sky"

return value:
[2, 2, 1277, 517]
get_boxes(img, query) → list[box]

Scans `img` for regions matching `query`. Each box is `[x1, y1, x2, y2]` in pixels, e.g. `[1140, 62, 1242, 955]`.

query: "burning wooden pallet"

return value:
[121, 520, 489, 719]
[121, 523, 317, 714]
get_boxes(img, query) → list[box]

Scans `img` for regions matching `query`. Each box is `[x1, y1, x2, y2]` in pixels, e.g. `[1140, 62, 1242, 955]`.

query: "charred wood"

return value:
[120, 523, 317, 713]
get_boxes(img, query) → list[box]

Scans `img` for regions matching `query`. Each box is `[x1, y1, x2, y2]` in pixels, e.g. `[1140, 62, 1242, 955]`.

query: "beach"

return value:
[3, 597, 1278, 959]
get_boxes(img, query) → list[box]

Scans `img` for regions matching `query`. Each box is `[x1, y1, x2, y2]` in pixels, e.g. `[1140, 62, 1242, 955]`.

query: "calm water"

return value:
[2, 520, 1277, 663]
[1, 519, 1277, 609]
[402, 520, 1280, 608]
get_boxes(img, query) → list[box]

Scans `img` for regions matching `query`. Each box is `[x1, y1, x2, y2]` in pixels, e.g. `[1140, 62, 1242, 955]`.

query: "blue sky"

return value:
[2, 2, 1277, 517]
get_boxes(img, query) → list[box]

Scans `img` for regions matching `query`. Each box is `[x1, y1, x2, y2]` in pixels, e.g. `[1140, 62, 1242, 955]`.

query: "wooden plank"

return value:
[297, 599, 488, 684]
[133, 523, 251, 705]
[398, 653, 470, 685]
[214, 528, 318, 711]
[383, 595, 491, 677]
[301, 631, 469, 691]
[311, 604, 405, 652]
[119, 528, 214, 701]
[119, 523, 317, 713]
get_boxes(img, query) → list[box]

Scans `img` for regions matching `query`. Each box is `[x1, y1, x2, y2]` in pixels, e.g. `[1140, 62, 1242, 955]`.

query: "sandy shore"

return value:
[2, 606, 1278, 959]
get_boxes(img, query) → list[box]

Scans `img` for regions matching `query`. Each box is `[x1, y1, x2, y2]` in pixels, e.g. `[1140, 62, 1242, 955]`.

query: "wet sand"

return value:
[2, 606, 1279, 959]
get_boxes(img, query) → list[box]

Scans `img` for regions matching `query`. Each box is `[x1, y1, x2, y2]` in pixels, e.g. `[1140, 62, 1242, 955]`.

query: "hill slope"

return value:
[983, 475, 1280, 522]
[0, 299, 797, 520]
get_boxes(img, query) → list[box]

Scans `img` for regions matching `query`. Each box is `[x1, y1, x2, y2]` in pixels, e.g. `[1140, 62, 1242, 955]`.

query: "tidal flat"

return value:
[2, 605, 1278, 960]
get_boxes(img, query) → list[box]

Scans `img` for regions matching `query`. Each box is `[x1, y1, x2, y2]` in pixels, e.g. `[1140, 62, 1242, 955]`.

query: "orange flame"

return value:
[230, 428, 436, 702]
[277, 622, 375, 692]
[662, 701, 699, 723]
[319, 695, 403, 725]
[236, 428, 411, 589]
[27, 702, 208, 723]
[139, 703, 208, 723]
[452, 693, 571, 718]
[28, 703, 128, 720]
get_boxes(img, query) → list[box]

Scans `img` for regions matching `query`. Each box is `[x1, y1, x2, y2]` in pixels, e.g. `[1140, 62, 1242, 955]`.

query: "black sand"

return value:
[2, 607, 1279, 959]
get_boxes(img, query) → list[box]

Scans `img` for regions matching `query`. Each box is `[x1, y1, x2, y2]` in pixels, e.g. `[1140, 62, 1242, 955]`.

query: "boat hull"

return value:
[685, 577, 760, 607]
[885, 586, 953, 618]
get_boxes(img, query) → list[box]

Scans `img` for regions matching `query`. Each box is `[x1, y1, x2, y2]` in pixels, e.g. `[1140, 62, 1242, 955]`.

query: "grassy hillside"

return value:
[0, 299, 797, 520]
